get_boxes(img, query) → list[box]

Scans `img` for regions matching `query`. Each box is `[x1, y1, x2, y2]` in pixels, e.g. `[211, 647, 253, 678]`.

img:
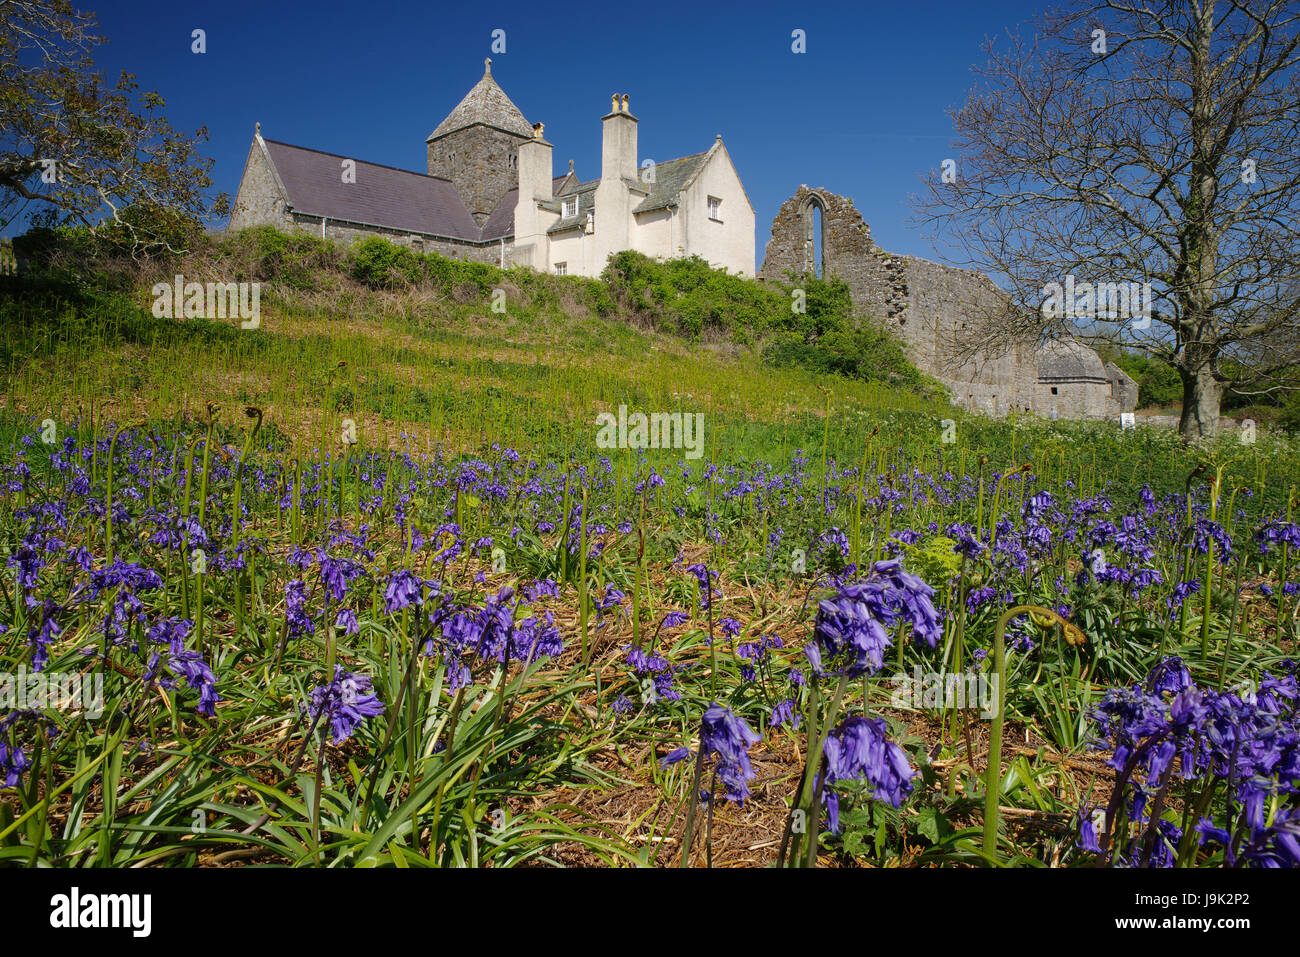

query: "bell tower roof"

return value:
[427, 60, 533, 142]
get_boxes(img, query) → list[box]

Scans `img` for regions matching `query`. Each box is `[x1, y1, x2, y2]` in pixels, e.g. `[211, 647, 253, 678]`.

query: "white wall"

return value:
[547, 229, 594, 276]
[631, 207, 674, 262]
[520, 127, 755, 280]
[677, 143, 755, 276]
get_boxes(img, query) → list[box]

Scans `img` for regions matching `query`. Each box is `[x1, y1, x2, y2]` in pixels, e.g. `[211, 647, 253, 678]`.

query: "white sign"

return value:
[1120, 412, 1135, 430]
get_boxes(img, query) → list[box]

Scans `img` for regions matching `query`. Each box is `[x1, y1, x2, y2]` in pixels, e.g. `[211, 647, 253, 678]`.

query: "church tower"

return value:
[426, 59, 534, 225]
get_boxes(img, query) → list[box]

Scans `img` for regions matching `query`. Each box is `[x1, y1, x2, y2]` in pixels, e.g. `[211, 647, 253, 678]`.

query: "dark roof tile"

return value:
[264, 139, 482, 240]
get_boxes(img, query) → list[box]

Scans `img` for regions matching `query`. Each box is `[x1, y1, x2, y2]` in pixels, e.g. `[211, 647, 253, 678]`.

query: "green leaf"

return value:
[916, 805, 943, 843]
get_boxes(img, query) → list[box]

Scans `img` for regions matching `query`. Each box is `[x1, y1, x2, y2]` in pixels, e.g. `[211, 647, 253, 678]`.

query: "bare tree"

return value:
[915, 0, 1300, 439]
[0, 0, 228, 253]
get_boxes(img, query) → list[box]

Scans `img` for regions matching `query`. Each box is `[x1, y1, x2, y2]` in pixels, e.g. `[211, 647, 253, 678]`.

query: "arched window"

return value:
[811, 203, 824, 278]
[802, 196, 828, 278]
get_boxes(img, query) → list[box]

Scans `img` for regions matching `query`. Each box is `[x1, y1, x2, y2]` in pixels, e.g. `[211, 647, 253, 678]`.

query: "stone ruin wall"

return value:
[760, 186, 1121, 419]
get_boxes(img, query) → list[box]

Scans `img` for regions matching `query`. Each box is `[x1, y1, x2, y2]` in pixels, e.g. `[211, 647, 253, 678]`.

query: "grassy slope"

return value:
[0, 251, 942, 462]
[1, 239, 1297, 515]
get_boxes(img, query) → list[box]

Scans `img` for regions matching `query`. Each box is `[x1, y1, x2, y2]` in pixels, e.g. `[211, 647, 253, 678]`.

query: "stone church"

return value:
[228, 59, 755, 278]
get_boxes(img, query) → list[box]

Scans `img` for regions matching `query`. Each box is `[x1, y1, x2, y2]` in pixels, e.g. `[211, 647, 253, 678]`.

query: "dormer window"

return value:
[585, 210, 595, 234]
[563, 197, 577, 219]
[707, 196, 722, 221]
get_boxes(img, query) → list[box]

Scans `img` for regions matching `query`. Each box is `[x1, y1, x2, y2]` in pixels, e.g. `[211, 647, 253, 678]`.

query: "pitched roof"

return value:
[1105, 360, 1138, 385]
[553, 171, 579, 196]
[1037, 339, 1108, 382]
[262, 139, 482, 240]
[427, 64, 532, 141]
[480, 187, 516, 241]
[633, 152, 709, 213]
[546, 182, 599, 234]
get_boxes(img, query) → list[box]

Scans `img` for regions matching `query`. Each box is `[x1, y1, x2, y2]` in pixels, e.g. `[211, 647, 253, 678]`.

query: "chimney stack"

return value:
[601, 92, 637, 183]
[514, 123, 553, 248]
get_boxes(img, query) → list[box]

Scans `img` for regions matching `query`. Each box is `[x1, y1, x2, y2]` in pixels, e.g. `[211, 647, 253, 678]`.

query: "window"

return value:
[707, 196, 722, 221]
[563, 197, 577, 218]
[1050, 387, 1059, 395]
[555, 262, 567, 276]
[508, 154, 516, 169]
[585, 210, 595, 234]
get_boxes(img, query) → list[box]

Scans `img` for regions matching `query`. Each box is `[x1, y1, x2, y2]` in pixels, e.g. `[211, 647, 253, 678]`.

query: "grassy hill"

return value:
[2, 227, 1296, 513]
[3, 228, 947, 463]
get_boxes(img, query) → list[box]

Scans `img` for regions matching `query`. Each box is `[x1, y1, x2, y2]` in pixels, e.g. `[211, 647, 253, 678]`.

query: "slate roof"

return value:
[262, 139, 570, 243]
[480, 187, 517, 241]
[427, 65, 532, 141]
[633, 152, 708, 213]
[1036, 339, 1109, 382]
[539, 148, 711, 232]
[1105, 360, 1138, 385]
[263, 139, 481, 240]
[553, 170, 580, 196]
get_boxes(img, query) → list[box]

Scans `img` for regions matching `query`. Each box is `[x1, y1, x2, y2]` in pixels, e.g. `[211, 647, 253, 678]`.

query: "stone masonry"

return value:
[760, 186, 1136, 420]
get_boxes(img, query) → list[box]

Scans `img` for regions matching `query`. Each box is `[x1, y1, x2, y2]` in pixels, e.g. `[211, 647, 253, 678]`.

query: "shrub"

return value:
[1107, 351, 1183, 409]
[224, 226, 343, 290]
[349, 236, 425, 289]
[601, 250, 785, 339]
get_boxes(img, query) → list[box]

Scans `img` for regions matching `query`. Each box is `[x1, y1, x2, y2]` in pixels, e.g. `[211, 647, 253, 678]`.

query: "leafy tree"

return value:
[1278, 389, 1300, 436]
[0, 0, 228, 253]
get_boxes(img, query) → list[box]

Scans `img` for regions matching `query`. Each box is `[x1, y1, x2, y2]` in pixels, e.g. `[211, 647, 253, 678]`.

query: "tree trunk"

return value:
[1178, 366, 1223, 440]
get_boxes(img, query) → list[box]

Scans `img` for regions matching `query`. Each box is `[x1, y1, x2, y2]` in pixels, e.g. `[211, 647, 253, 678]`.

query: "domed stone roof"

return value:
[1036, 338, 1108, 382]
[427, 59, 533, 142]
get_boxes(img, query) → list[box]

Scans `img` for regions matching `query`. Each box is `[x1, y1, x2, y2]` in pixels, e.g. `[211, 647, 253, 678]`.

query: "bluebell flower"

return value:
[305, 666, 385, 744]
[771, 698, 801, 730]
[384, 569, 424, 614]
[700, 703, 761, 803]
[660, 747, 691, 767]
[819, 715, 915, 832]
[660, 610, 689, 629]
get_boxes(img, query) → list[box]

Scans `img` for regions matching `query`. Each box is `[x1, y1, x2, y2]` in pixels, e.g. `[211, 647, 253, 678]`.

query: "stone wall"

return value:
[250, 210, 510, 265]
[1106, 362, 1140, 413]
[427, 125, 529, 226]
[229, 139, 293, 233]
[760, 185, 1125, 420]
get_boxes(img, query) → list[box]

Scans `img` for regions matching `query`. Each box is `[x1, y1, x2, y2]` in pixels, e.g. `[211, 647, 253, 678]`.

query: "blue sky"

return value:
[25, 0, 1043, 265]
